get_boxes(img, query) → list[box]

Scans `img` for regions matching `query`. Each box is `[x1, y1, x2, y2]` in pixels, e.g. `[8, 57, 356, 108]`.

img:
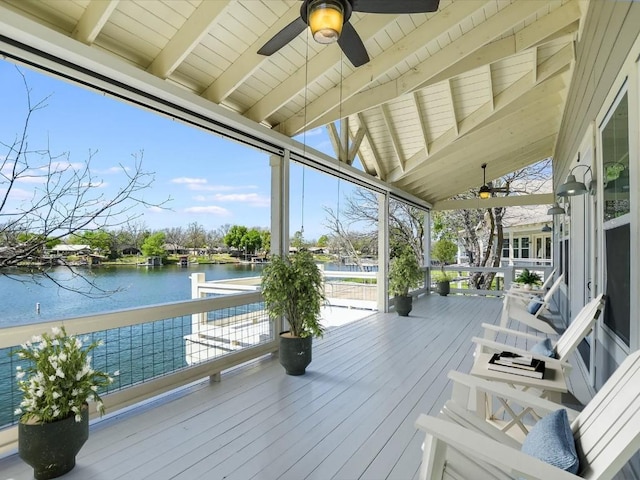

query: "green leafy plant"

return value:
[389, 248, 423, 297]
[515, 268, 542, 286]
[431, 238, 458, 281]
[261, 250, 325, 338]
[13, 326, 117, 424]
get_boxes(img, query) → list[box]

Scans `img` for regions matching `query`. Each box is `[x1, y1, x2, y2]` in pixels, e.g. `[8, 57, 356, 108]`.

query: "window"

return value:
[601, 92, 629, 221]
[501, 239, 509, 258]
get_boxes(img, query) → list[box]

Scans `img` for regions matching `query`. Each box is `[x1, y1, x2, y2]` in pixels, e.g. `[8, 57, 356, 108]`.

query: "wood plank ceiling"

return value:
[0, 0, 583, 206]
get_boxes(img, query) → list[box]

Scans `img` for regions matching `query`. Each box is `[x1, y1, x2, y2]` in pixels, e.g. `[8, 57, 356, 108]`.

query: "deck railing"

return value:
[429, 265, 554, 296]
[0, 291, 276, 455]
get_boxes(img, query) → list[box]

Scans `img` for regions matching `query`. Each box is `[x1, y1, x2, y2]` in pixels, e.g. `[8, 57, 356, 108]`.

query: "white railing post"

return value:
[190, 272, 206, 335]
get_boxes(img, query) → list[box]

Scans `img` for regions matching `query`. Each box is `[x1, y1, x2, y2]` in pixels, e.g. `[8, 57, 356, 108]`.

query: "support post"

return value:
[377, 192, 390, 312]
[424, 210, 432, 294]
[270, 152, 290, 334]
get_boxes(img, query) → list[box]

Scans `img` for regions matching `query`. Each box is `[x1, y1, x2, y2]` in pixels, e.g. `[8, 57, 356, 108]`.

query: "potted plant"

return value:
[389, 248, 423, 316]
[13, 326, 117, 479]
[515, 268, 542, 289]
[431, 239, 458, 296]
[261, 250, 325, 375]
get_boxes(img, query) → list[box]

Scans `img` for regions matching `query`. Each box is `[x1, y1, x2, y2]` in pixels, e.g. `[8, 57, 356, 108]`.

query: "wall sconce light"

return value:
[557, 163, 596, 197]
[308, 0, 344, 44]
[546, 202, 565, 215]
[541, 224, 552, 232]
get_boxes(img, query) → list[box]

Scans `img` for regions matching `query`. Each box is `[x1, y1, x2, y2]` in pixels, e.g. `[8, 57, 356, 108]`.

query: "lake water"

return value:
[0, 263, 266, 327]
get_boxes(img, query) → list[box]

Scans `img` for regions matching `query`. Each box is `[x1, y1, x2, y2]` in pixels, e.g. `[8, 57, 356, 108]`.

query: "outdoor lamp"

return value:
[557, 163, 594, 197]
[547, 202, 565, 215]
[309, 0, 344, 44]
[541, 224, 552, 232]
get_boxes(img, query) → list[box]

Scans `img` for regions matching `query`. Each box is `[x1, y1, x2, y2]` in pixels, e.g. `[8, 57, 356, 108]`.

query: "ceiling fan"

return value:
[257, 0, 441, 67]
[478, 163, 509, 199]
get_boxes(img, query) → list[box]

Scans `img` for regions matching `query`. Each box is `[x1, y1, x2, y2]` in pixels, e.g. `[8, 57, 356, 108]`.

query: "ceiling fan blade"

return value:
[351, 0, 440, 14]
[338, 22, 369, 67]
[258, 17, 307, 56]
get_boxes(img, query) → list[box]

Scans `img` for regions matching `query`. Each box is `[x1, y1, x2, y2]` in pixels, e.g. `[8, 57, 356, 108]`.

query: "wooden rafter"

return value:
[380, 104, 404, 172]
[148, 1, 230, 79]
[275, 0, 486, 136]
[301, 0, 581, 133]
[72, 0, 119, 45]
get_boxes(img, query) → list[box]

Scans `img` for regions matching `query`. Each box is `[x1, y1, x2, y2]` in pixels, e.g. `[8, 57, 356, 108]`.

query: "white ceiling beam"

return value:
[487, 64, 495, 110]
[148, 1, 230, 79]
[446, 79, 458, 135]
[433, 194, 555, 211]
[302, 0, 581, 132]
[392, 90, 565, 193]
[245, 14, 398, 123]
[386, 64, 570, 183]
[326, 123, 346, 162]
[412, 91, 429, 157]
[72, 0, 119, 45]
[203, 3, 300, 103]
[276, 0, 488, 136]
[380, 104, 405, 172]
[400, 105, 563, 194]
[348, 127, 365, 165]
[416, 133, 559, 201]
[356, 112, 384, 179]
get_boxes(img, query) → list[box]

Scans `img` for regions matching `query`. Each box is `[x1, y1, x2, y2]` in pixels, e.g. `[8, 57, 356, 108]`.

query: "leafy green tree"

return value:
[260, 230, 271, 254]
[71, 230, 112, 254]
[317, 234, 329, 248]
[224, 225, 247, 249]
[141, 232, 166, 257]
[241, 229, 263, 254]
[291, 230, 305, 249]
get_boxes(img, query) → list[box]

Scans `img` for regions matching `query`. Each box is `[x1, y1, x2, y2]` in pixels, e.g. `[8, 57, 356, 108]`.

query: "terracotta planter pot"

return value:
[279, 332, 312, 375]
[18, 405, 89, 479]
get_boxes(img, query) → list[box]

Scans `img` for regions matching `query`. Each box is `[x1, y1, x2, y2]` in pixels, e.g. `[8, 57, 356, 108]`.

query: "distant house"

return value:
[121, 246, 141, 256]
[163, 243, 188, 255]
[50, 244, 92, 256]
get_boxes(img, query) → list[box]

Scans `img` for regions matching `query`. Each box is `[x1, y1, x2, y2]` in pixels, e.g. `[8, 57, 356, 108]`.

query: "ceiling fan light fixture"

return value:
[479, 185, 491, 200]
[309, 0, 344, 44]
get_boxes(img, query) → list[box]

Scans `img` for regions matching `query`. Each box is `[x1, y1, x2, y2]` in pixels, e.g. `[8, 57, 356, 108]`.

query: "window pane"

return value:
[602, 92, 629, 222]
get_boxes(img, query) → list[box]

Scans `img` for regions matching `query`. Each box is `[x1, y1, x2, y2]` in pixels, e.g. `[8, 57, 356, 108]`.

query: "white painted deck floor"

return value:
[0, 295, 597, 480]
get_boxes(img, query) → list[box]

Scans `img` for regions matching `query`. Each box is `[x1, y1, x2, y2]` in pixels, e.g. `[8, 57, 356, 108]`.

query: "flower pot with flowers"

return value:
[13, 326, 117, 480]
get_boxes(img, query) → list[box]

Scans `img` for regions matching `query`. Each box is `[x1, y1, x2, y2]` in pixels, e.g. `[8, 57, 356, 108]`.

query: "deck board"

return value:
[0, 294, 602, 480]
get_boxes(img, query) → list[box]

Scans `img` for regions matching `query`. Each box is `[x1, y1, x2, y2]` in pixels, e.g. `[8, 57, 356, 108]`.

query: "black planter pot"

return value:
[436, 281, 450, 296]
[279, 332, 312, 375]
[394, 295, 413, 316]
[19, 405, 89, 480]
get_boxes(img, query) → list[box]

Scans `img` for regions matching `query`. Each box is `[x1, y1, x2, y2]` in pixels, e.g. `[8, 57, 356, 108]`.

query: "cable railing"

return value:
[0, 292, 275, 455]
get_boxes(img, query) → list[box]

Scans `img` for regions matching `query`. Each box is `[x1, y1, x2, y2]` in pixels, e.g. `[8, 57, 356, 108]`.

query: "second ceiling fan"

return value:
[257, 0, 441, 67]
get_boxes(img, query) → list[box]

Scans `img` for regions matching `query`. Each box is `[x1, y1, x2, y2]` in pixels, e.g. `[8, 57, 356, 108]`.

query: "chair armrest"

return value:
[481, 323, 545, 341]
[415, 414, 580, 480]
[447, 370, 579, 421]
[471, 337, 569, 369]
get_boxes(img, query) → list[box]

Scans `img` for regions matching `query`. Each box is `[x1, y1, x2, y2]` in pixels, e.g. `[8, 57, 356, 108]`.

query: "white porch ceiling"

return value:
[0, 0, 583, 205]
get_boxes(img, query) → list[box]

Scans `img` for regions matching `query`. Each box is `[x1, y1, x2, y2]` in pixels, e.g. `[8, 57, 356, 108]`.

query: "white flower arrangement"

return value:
[13, 326, 119, 423]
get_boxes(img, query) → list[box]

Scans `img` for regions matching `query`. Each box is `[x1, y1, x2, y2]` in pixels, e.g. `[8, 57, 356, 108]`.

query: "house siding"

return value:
[555, 1, 640, 179]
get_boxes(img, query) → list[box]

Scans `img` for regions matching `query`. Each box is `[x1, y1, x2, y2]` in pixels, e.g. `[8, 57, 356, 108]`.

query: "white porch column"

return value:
[377, 192, 390, 312]
[424, 210, 431, 294]
[508, 230, 514, 266]
[270, 152, 289, 335]
[270, 152, 290, 258]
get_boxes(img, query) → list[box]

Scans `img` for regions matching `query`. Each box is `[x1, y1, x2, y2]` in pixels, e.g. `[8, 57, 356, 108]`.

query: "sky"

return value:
[0, 59, 358, 242]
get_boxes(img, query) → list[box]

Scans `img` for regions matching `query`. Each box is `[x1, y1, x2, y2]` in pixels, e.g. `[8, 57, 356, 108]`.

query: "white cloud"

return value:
[171, 177, 207, 185]
[184, 205, 231, 215]
[0, 187, 33, 200]
[191, 192, 269, 207]
[147, 206, 165, 213]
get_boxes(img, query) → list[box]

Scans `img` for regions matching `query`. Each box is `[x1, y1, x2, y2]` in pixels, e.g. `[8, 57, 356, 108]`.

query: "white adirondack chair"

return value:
[474, 294, 605, 376]
[416, 348, 640, 480]
[499, 274, 565, 334]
